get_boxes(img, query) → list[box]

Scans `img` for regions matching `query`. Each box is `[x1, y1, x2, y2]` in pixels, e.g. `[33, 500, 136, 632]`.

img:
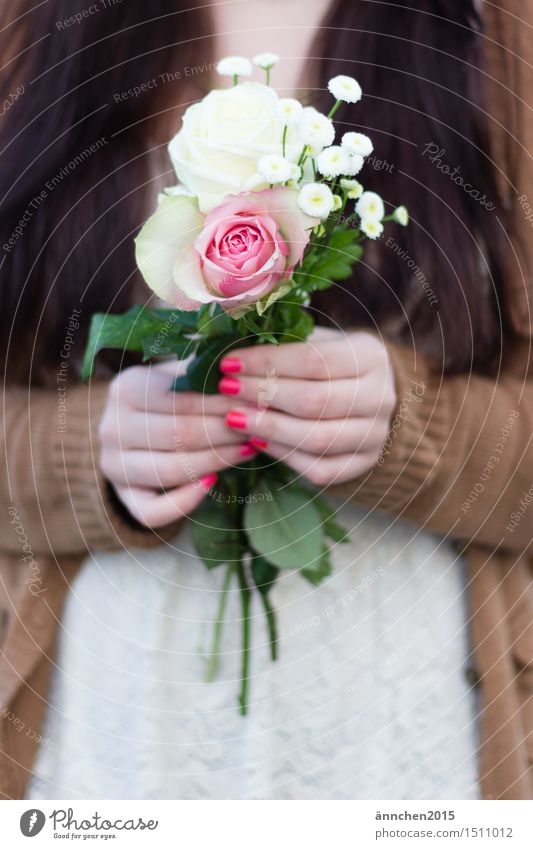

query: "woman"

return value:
[0, 0, 531, 800]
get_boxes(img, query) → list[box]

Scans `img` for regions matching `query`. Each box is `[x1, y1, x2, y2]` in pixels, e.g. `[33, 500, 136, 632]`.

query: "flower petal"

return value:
[134, 195, 204, 307]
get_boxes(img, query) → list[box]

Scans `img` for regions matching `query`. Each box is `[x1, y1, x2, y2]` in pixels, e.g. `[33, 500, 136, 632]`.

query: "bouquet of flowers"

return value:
[83, 54, 408, 713]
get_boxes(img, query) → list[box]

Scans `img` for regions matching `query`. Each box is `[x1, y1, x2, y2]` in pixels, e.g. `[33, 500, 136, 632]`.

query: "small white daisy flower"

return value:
[343, 153, 365, 177]
[393, 205, 409, 226]
[342, 132, 373, 157]
[360, 217, 384, 239]
[297, 183, 335, 219]
[276, 98, 303, 126]
[328, 75, 362, 104]
[356, 191, 385, 221]
[257, 154, 292, 184]
[252, 52, 280, 69]
[340, 178, 362, 192]
[298, 107, 335, 150]
[216, 56, 253, 78]
[316, 145, 349, 178]
[290, 163, 302, 182]
[332, 194, 343, 212]
[340, 179, 364, 200]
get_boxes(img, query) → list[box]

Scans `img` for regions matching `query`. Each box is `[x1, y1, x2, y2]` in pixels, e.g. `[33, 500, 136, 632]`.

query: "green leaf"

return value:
[275, 301, 315, 342]
[241, 313, 279, 344]
[197, 304, 235, 338]
[284, 481, 349, 545]
[302, 544, 333, 586]
[244, 479, 324, 571]
[311, 244, 363, 282]
[82, 305, 197, 380]
[313, 495, 349, 544]
[328, 228, 360, 249]
[251, 554, 279, 595]
[171, 334, 240, 394]
[191, 503, 243, 569]
[255, 280, 294, 316]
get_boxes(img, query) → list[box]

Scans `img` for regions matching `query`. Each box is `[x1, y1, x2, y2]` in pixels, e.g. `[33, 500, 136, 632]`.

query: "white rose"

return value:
[168, 82, 301, 212]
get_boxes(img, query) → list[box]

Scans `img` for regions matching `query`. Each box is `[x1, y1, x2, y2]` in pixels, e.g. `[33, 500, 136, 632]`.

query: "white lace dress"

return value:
[27, 498, 480, 800]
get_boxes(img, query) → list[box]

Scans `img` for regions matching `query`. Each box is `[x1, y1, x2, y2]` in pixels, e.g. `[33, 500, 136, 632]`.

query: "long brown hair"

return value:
[0, 0, 510, 383]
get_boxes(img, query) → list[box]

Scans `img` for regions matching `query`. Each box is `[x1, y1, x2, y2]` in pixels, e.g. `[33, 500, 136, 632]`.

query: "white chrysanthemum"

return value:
[328, 75, 362, 104]
[342, 132, 373, 157]
[340, 178, 364, 200]
[360, 217, 384, 239]
[297, 183, 335, 219]
[253, 52, 280, 69]
[257, 154, 292, 184]
[216, 56, 253, 78]
[332, 194, 343, 212]
[356, 191, 385, 221]
[276, 98, 303, 126]
[298, 107, 335, 150]
[393, 205, 409, 226]
[340, 178, 361, 192]
[316, 145, 349, 178]
[290, 163, 302, 182]
[343, 153, 365, 177]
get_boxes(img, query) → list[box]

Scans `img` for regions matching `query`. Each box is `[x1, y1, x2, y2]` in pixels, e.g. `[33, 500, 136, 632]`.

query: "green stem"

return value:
[327, 99, 342, 119]
[282, 124, 287, 158]
[236, 558, 251, 715]
[232, 74, 238, 87]
[260, 592, 278, 661]
[297, 143, 308, 168]
[206, 563, 234, 683]
[266, 67, 271, 86]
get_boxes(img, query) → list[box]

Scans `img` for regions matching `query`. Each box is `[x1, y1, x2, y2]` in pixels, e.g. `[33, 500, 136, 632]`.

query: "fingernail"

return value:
[239, 443, 259, 458]
[199, 473, 218, 490]
[249, 437, 268, 450]
[226, 410, 248, 430]
[218, 376, 241, 396]
[220, 357, 242, 374]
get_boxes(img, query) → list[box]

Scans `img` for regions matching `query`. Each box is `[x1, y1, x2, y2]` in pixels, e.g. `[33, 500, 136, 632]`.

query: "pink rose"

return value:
[135, 188, 318, 313]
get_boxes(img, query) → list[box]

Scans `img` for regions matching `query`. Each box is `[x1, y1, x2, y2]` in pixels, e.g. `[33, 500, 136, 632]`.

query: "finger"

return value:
[131, 380, 238, 416]
[114, 477, 217, 529]
[223, 405, 385, 455]
[111, 412, 243, 451]
[219, 334, 379, 380]
[262, 441, 379, 486]
[219, 374, 386, 419]
[102, 443, 259, 489]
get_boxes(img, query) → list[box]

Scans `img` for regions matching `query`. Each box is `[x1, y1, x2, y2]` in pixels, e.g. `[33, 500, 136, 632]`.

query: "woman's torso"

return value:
[28, 498, 479, 800]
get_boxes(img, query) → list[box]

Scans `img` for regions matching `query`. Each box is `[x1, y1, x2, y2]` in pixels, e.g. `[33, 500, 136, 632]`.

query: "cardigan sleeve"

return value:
[328, 337, 533, 555]
[0, 381, 183, 557]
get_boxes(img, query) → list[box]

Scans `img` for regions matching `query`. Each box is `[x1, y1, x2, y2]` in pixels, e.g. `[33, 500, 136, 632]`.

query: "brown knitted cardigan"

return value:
[1, 0, 532, 800]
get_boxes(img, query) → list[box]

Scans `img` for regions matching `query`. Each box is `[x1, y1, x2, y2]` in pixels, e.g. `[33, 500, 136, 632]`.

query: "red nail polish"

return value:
[239, 443, 259, 458]
[199, 473, 218, 490]
[226, 410, 248, 430]
[219, 376, 241, 396]
[220, 357, 242, 374]
[249, 437, 268, 450]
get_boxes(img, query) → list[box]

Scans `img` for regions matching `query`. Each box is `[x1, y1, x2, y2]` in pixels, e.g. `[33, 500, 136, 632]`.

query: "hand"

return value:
[218, 331, 397, 486]
[99, 361, 257, 528]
